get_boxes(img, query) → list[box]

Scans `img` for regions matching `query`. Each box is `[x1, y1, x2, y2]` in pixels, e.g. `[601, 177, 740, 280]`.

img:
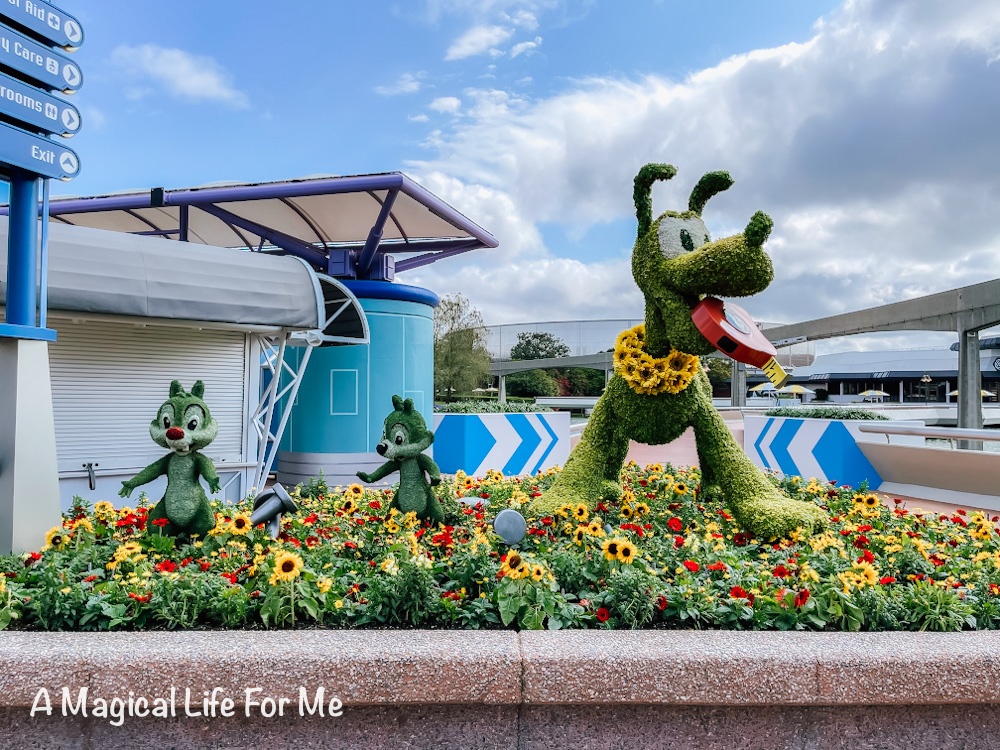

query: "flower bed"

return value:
[1, 465, 997, 632]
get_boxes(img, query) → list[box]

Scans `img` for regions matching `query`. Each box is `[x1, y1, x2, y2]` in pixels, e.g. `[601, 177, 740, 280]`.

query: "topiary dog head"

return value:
[631, 164, 775, 356]
[376, 395, 434, 460]
[150, 380, 219, 456]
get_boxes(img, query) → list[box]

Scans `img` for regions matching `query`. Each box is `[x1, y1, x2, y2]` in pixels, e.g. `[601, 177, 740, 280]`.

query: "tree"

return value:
[506, 370, 560, 398]
[701, 356, 732, 386]
[509, 331, 570, 361]
[433, 293, 491, 402]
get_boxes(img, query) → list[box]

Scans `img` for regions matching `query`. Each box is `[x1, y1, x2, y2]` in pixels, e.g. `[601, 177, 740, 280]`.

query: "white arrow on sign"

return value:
[59, 152, 78, 175]
[64, 20, 82, 45]
[62, 64, 81, 88]
[61, 108, 79, 131]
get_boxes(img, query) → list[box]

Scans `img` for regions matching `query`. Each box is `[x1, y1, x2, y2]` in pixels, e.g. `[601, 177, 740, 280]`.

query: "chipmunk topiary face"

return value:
[376, 395, 433, 461]
[150, 380, 219, 456]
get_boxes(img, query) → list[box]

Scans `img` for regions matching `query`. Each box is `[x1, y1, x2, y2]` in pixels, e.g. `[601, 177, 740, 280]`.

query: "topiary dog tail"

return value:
[634, 163, 677, 237]
[688, 171, 734, 216]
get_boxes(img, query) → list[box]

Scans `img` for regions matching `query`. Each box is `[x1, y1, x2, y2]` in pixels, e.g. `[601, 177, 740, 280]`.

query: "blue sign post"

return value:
[0, 0, 83, 554]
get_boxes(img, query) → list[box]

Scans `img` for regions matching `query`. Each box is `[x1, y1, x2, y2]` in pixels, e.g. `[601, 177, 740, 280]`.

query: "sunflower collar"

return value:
[613, 324, 700, 396]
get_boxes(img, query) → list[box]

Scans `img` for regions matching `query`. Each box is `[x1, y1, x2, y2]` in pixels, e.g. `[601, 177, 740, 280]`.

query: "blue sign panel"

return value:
[0, 120, 79, 179]
[0, 22, 81, 92]
[0, 69, 79, 135]
[0, 1, 84, 50]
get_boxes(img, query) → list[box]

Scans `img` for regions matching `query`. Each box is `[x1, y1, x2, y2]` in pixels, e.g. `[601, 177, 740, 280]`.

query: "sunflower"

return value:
[619, 504, 635, 519]
[316, 577, 333, 594]
[271, 551, 304, 583]
[587, 520, 605, 537]
[341, 498, 359, 515]
[573, 527, 588, 545]
[530, 564, 546, 582]
[385, 519, 401, 534]
[502, 552, 526, 579]
[674, 483, 688, 496]
[346, 483, 365, 497]
[230, 512, 252, 536]
[94, 501, 115, 517]
[854, 561, 879, 587]
[44, 526, 70, 551]
[617, 540, 637, 565]
[573, 503, 589, 522]
[71, 518, 94, 533]
[556, 503, 572, 519]
[863, 494, 880, 509]
[634, 502, 650, 516]
[601, 538, 621, 562]
[666, 350, 689, 372]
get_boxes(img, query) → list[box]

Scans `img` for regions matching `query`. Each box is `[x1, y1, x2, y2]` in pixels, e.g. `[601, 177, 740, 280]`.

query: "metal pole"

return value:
[957, 327, 983, 449]
[38, 178, 50, 329]
[258, 344, 314, 484]
[731, 360, 747, 407]
[6, 170, 40, 327]
[499, 374, 506, 403]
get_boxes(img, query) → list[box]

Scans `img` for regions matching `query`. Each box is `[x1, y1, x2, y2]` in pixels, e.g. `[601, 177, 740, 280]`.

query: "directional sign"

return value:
[0, 69, 79, 135]
[0, 1, 84, 50]
[432, 412, 570, 477]
[0, 119, 79, 179]
[0, 22, 82, 92]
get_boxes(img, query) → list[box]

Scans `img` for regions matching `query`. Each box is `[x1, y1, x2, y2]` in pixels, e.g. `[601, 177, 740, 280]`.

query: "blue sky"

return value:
[9, 1, 1000, 350]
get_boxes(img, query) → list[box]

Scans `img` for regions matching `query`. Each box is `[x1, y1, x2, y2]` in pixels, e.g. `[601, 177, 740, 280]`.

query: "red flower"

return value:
[220, 572, 238, 584]
[773, 564, 791, 578]
[683, 560, 700, 573]
[880, 577, 897, 585]
[595, 608, 610, 622]
[733, 532, 751, 546]
[853, 535, 870, 549]
[856, 525, 873, 533]
[541, 516, 553, 526]
[957, 509, 967, 516]
[83, 574, 98, 583]
[344, 541, 357, 549]
[730, 586, 750, 601]
[199, 561, 211, 571]
[369, 500, 382, 510]
[24, 552, 42, 566]
[668, 517, 683, 532]
[152, 518, 169, 528]
[673, 535, 685, 549]
[794, 589, 810, 608]
[128, 593, 151, 603]
[707, 562, 727, 572]
[858, 550, 875, 564]
[155, 560, 176, 573]
[893, 498, 902, 505]
[656, 595, 668, 611]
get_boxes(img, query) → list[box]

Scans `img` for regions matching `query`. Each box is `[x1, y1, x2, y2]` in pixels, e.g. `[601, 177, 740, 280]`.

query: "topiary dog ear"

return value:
[392, 394, 404, 411]
[169, 380, 184, 397]
[191, 380, 205, 398]
[403, 398, 414, 413]
[688, 171, 734, 216]
[633, 163, 677, 237]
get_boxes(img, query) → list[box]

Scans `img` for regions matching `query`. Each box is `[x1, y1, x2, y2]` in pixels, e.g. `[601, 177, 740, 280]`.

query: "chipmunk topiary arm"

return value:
[119, 454, 172, 497]
[531, 164, 827, 538]
[357, 460, 398, 485]
[417, 453, 441, 486]
[196, 453, 222, 495]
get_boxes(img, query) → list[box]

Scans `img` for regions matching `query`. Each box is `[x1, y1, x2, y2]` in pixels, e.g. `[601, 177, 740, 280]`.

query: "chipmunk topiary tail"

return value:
[530, 164, 826, 539]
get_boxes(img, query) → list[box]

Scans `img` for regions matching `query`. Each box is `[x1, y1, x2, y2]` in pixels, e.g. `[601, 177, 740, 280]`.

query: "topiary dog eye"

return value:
[162, 415, 171, 428]
[395, 434, 404, 445]
[680, 229, 694, 252]
[188, 418, 199, 431]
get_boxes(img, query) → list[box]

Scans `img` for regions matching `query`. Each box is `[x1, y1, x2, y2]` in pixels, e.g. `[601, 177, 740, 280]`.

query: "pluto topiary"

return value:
[119, 380, 220, 538]
[531, 164, 826, 538]
[357, 395, 444, 524]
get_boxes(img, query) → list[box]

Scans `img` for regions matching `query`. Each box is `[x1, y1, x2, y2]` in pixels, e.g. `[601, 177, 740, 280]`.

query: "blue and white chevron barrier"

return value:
[744, 416, 922, 490]
[432, 412, 570, 477]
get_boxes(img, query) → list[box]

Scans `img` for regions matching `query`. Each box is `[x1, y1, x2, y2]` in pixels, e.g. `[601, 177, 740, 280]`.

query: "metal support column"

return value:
[499, 374, 506, 403]
[6, 170, 39, 327]
[731, 359, 747, 407]
[957, 327, 983, 450]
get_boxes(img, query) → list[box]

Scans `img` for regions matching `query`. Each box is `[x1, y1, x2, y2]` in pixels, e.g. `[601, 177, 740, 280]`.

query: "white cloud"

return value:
[445, 25, 514, 60]
[506, 10, 539, 30]
[408, 113, 431, 123]
[429, 96, 463, 114]
[112, 44, 248, 108]
[375, 71, 426, 95]
[402, 0, 1000, 335]
[509, 35, 543, 58]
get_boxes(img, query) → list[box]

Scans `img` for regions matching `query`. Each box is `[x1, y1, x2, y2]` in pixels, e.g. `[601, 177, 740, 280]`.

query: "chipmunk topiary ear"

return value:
[191, 380, 205, 398]
[634, 163, 677, 237]
[169, 380, 184, 397]
[403, 398, 414, 413]
[688, 171, 734, 216]
[392, 394, 404, 411]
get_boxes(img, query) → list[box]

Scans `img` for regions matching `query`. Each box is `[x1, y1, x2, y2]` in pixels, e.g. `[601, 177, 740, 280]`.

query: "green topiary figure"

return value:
[357, 395, 444, 524]
[531, 164, 826, 538]
[119, 380, 220, 538]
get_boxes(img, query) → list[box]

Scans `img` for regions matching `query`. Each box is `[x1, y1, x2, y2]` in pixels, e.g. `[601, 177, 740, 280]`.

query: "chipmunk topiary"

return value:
[357, 395, 444, 524]
[531, 164, 826, 538]
[119, 380, 220, 538]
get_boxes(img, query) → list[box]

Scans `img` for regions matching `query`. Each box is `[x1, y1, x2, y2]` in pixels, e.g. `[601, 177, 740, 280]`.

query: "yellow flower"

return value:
[44, 526, 71, 551]
[556, 504, 572, 519]
[674, 483, 688, 496]
[60, 587, 72, 594]
[271, 551, 304, 583]
[573, 503, 589, 522]
[502, 552, 527, 579]
[335, 600, 344, 609]
[530, 564, 546, 582]
[619, 504, 635, 519]
[617, 540, 637, 565]
[573, 527, 588, 545]
[230, 512, 252, 536]
[601, 538, 622, 562]
[94, 501, 115, 517]
[316, 577, 333, 594]
[71, 518, 94, 533]
[587, 520, 605, 537]
[341, 498, 359, 515]
[345, 483, 365, 497]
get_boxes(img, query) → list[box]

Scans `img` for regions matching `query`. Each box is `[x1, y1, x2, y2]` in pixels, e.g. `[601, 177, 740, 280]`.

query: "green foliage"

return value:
[555, 368, 606, 396]
[764, 407, 889, 420]
[700, 357, 732, 386]
[687, 171, 734, 216]
[435, 400, 552, 414]
[633, 163, 677, 236]
[510, 332, 570, 361]
[506, 369, 560, 398]
[434, 293, 492, 402]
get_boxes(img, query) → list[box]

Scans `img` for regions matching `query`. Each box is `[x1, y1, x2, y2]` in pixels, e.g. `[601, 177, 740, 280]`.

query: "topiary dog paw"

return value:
[728, 486, 827, 539]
